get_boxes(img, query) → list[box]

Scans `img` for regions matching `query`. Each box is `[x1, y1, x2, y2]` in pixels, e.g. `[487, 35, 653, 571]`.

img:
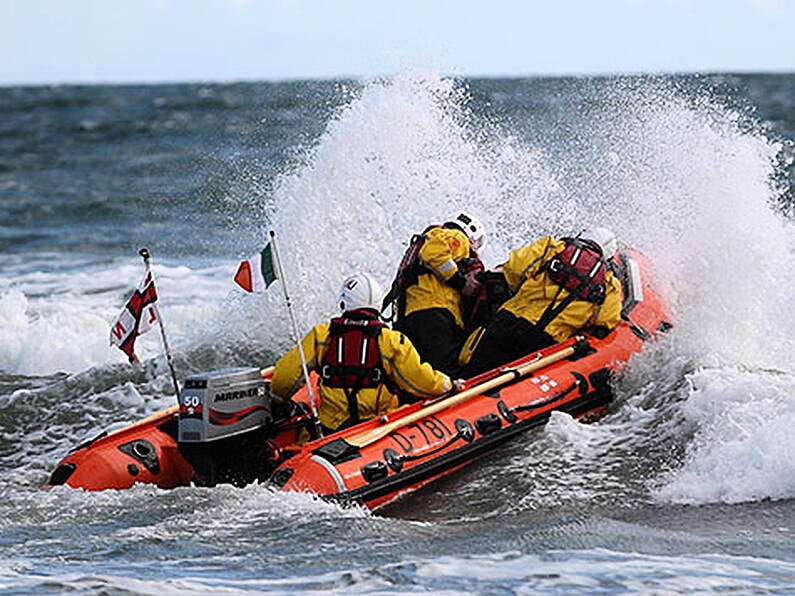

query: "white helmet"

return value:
[447, 211, 486, 251]
[338, 273, 383, 312]
[581, 227, 618, 260]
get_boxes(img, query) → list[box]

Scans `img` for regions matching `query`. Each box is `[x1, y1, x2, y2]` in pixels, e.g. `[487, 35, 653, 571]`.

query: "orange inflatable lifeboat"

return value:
[45, 247, 672, 510]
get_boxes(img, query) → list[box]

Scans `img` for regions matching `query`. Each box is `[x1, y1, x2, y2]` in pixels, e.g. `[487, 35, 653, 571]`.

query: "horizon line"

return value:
[2, 67, 794, 89]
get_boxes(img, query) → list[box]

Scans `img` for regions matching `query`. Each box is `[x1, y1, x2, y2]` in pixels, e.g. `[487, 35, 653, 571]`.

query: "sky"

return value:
[1, 0, 793, 86]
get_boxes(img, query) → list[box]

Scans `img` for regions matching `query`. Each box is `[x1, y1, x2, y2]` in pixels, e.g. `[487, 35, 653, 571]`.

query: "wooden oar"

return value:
[346, 339, 588, 448]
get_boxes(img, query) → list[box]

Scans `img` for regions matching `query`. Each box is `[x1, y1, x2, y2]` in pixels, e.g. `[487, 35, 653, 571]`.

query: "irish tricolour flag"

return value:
[234, 241, 278, 293]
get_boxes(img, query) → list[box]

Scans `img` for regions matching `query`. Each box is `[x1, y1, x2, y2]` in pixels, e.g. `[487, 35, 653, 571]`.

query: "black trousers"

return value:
[398, 308, 466, 376]
[459, 309, 555, 378]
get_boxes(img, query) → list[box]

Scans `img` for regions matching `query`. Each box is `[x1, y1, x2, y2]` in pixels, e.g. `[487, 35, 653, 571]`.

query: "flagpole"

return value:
[139, 248, 181, 404]
[268, 231, 323, 438]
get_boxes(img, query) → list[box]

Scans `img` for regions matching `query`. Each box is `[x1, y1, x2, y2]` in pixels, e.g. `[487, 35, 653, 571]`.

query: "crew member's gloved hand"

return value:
[453, 379, 466, 393]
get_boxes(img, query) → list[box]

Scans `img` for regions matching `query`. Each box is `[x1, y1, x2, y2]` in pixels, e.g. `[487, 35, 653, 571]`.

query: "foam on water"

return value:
[412, 549, 795, 593]
[0, 255, 233, 376]
[654, 367, 795, 504]
[580, 80, 795, 505]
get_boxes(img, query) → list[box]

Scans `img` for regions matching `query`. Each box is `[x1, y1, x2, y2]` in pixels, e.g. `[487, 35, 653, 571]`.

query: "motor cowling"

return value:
[178, 367, 274, 487]
[178, 367, 271, 443]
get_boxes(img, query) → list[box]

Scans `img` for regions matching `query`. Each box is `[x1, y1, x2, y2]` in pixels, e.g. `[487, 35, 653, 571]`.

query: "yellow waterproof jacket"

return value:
[500, 236, 623, 342]
[404, 226, 472, 328]
[271, 321, 453, 431]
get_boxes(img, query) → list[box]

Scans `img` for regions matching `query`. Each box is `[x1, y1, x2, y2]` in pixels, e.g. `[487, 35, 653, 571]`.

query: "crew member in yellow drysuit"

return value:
[459, 227, 623, 377]
[271, 272, 458, 434]
[395, 212, 486, 375]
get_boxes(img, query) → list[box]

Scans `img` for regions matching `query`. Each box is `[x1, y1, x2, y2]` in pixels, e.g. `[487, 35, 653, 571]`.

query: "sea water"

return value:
[1, 71, 795, 593]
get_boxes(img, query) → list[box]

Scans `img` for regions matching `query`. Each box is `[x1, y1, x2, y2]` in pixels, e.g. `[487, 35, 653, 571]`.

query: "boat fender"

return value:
[312, 438, 361, 465]
[455, 419, 476, 442]
[571, 372, 589, 395]
[497, 401, 518, 423]
[588, 368, 612, 393]
[570, 339, 593, 360]
[475, 413, 502, 436]
[270, 467, 294, 487]
[118, 439, 160, 474]
[47, 462, 77, 487]
[361, 460, 389, 484]
[384, 448, 403, 472]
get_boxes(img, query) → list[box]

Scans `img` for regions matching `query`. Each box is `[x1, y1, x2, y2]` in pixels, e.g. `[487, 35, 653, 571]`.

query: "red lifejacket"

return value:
[545, 237, 607, 304]
[321, 311, 386, 388]
[320, 309, 387, 423]
[381, 227, 435, 315]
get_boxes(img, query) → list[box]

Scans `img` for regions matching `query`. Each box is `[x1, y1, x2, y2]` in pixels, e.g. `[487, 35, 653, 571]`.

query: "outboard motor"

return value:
[177, 368, 273, 487]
